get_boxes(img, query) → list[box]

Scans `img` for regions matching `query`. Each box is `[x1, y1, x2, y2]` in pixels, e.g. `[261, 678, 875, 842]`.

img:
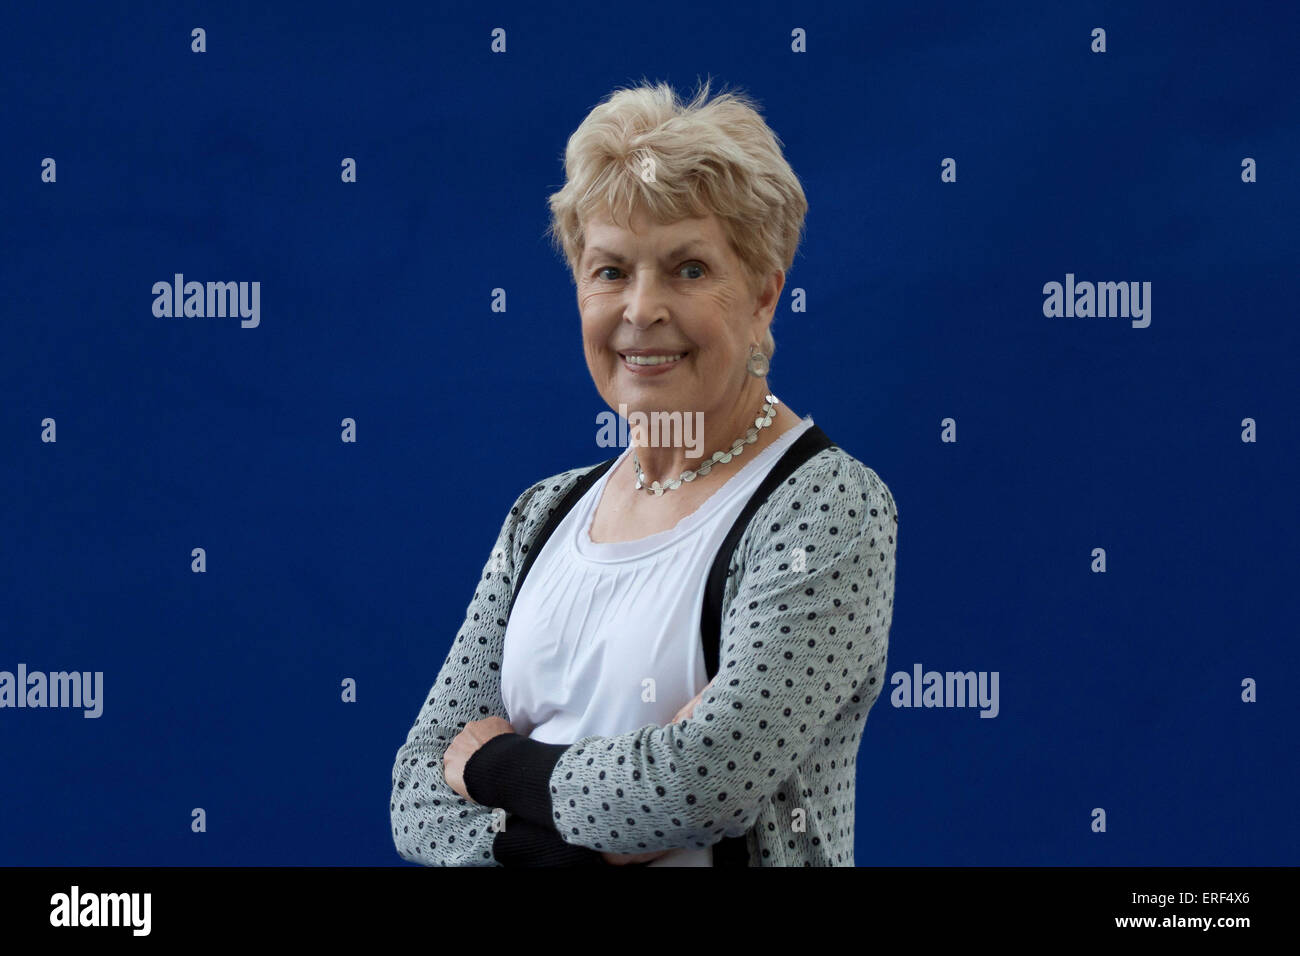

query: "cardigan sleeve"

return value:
[493, 814, 610, 866]
[390, 478, 593, 866]
[462, 460, 898, 854]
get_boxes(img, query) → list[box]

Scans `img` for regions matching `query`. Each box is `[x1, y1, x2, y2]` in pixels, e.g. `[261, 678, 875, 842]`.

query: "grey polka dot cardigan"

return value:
[391, 444, 898, 866]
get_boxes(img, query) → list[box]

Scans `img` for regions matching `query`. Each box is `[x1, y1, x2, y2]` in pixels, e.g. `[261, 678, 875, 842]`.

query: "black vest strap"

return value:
[701, 423, 835, 867]
[699, 424, 835, 679]
[508, 423, 837, 867]
[508, 459, 617, 619]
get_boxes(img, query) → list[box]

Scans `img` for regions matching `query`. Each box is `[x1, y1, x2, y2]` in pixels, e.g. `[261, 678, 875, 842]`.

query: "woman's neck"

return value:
[629, 393, 801, 489]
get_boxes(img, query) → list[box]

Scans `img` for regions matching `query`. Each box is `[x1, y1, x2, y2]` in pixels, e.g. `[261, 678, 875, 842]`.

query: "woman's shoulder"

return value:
[728, 442, 899, 604]
[771, 443, 898, 526]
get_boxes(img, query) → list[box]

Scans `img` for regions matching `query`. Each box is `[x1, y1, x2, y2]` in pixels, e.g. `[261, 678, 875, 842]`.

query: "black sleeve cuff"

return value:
[464, 732, 570, 831]
[493, 816, 608, 866]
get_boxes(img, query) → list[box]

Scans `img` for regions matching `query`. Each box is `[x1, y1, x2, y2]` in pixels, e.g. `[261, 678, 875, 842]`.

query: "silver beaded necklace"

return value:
[632, 394, 779, 496]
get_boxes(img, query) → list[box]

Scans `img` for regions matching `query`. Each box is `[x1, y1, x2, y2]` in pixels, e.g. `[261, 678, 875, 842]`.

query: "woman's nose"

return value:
[623, 272, 669, 327]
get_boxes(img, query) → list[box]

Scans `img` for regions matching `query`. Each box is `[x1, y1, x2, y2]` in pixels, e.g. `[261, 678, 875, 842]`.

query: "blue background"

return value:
[2, 0, 1296, 865]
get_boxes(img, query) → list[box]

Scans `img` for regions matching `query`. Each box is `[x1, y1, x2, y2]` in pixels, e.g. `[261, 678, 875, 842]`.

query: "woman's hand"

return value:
[669, 678, 714, 725]
[444, 716, 516, 801]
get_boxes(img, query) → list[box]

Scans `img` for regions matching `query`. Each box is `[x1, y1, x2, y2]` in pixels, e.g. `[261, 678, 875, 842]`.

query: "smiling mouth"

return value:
[620, 352, 688, 367]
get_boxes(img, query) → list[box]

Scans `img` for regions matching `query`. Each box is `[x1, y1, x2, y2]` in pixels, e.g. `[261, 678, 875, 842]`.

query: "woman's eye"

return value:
[595, 262, 703, 280]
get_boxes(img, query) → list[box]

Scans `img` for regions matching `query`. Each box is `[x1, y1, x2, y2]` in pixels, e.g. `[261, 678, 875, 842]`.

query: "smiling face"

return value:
[577, 204, 781, 427]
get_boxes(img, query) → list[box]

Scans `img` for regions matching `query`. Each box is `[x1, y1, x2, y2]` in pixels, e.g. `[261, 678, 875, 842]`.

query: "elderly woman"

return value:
[391, 79, 897, 866]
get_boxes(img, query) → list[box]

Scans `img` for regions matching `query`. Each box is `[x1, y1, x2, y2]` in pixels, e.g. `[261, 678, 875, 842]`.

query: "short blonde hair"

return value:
[545, 77, 808, 361]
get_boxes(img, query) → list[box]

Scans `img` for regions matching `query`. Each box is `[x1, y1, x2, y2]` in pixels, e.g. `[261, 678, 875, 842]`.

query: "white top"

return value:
[500, 416, 815, 866]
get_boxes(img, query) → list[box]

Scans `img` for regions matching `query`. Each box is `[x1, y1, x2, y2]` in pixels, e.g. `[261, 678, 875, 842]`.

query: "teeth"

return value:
[624, 353, 685, 366]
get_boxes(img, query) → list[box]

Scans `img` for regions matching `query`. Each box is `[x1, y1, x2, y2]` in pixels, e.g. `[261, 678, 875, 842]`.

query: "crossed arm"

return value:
[390, 477, 710, 866]
[446, 685, 713, 864]
[442, 461, 897, 859]
[393, 460, 896, 863]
